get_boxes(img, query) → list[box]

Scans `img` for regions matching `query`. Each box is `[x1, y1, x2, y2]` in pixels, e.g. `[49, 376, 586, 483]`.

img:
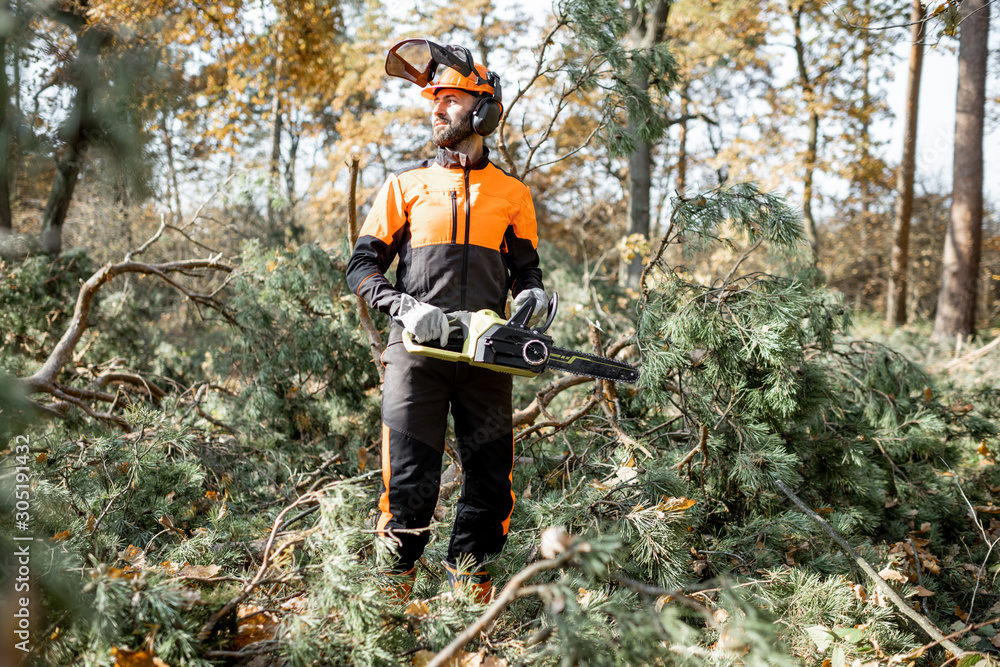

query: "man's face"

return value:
[431, 88, 477, 147]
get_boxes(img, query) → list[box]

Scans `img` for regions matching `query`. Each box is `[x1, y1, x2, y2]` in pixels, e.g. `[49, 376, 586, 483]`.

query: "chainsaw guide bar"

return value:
[402, 292, 639, 384]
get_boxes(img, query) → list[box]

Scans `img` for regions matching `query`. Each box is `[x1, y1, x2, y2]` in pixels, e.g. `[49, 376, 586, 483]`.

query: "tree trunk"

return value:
[801, 108, 819, 260]
[0, 5, 12, 235]
[886, 0, 925, 326]
[40, 135, 86, 255]
[267, 52, 283, 236]
[622, 0, 669, 290]
[791, 3, 819, 263]
[161, 110, 183, 224]
[857, 0, 871, 247]
[625, 68, 652, 289]
[676, 85, 688, 194]
[40, 12, 101, 256]
[284, 118, 300, 238]
[932, 0, 989, 340]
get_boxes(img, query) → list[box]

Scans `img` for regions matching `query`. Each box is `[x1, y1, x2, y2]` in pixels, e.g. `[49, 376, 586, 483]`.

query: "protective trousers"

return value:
[377, 341, 515, 573]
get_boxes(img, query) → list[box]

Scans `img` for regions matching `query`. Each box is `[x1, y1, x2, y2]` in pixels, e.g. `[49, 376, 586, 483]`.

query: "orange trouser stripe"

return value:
[376, 423, 392, 535]
[501, 431, 515, 535]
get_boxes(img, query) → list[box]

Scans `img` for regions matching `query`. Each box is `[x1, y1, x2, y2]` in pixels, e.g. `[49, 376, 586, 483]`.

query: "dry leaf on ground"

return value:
[411, 649, 507, 667]
[111, 647, 170, 667]
[176, 564, 222, 579]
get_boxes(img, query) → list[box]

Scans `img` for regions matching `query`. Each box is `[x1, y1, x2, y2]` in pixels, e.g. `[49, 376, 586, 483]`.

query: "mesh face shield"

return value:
[385, 39, 501, 103]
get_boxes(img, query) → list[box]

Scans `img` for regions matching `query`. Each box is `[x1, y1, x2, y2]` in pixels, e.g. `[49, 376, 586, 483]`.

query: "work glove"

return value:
[512, 287, 549, 327]
[397, 294, 450, 346]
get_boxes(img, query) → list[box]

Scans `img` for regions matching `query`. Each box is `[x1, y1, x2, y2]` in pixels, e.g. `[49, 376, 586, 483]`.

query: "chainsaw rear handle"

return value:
[397, 291, 558, 341]
[507, 291, 558, 335]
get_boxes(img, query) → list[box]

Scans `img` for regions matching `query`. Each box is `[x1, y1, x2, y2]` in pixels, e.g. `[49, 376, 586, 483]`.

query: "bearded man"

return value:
[346, 53, 548, 602]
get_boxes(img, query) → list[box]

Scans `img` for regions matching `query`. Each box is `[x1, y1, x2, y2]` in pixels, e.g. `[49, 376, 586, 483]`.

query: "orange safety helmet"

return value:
[421, 63, 496, 99]
[385, 39, 504, 136]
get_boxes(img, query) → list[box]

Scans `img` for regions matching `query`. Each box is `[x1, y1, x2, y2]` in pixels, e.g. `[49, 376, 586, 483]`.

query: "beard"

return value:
[432, 109, 475, 147]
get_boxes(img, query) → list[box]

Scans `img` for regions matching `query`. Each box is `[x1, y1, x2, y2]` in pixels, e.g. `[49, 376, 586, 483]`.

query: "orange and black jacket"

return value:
[346, 147, 543, 340]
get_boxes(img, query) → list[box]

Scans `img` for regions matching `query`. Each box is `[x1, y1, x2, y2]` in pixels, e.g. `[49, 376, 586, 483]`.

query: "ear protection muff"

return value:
[471, 73, 503, 137]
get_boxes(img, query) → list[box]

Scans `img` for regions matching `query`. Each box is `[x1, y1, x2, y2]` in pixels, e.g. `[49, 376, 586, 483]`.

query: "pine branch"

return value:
[671, 423, 708, 472]
[773, 478, 966, 657]
[425, 540, 590, 667]
[640, 203, 682, 298]
[196, 491, 317, 642]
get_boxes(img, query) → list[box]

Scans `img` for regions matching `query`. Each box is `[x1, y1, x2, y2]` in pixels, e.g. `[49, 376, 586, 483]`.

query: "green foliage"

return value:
[0, 251, 93, 375]
[5, 186, 1000, 665]
[221, 240, 381, 446]
[557, 0, 679, 157]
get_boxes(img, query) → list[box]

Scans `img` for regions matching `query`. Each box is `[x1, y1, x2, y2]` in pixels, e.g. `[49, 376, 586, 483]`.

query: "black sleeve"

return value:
[502, 226, 544, 297]
[346, 233, 406, 317]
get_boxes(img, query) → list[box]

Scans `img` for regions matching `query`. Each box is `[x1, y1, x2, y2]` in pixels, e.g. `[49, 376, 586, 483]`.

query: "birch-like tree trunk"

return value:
[267, 51, 284, 236]
[161, 110, 183, 224]
[676, 85, 688, 194]
[885, 0, 925, 326]
[791, 3, 819, 264]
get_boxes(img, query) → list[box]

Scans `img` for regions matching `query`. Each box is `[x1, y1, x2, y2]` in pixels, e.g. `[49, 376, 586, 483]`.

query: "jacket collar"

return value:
[435, 146, 491, 171]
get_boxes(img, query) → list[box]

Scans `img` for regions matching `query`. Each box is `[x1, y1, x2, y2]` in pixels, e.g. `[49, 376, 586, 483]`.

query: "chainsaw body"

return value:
[401, 293, 640, 383]
[402, 296, 555, 377]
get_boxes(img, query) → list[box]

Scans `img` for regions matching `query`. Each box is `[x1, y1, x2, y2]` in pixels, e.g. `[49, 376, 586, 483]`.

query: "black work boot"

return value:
[444, 560, 495, 604]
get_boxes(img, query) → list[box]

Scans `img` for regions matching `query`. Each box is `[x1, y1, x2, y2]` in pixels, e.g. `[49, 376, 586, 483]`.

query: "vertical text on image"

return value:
[12, 433, 34, 653]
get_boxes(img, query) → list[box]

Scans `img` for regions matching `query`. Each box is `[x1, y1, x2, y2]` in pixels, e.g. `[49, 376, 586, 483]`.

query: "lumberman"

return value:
[346, 42, 547, 602]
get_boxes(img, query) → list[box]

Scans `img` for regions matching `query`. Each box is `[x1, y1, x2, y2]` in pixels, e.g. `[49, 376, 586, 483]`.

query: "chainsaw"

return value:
[402, 292, 640, 383]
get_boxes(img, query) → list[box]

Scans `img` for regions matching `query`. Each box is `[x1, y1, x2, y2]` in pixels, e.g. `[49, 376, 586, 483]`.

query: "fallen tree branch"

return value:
[89, 372, 167, 401]
[346, 154, 385, 383]
[513, 374, 593, 427]
[611, 574, 719, 629]
[20, 256, 232, 423]
[937, 334, 1000, 372]
[48, 385, 128, 428]
[516, 394, 601, 443]
[893, 616, 999, 664]
[425, 541, 589, 667]
[773, 478, 966, 657]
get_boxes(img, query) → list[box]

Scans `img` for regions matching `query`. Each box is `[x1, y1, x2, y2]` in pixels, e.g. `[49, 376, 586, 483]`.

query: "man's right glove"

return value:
[397, 294, 450, 346]
[512, 287, 549, 327]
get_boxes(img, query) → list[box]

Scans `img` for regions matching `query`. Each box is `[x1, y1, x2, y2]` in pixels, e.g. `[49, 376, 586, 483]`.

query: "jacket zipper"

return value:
[450, 190, 458, 243]
[460, 169, 471, 309]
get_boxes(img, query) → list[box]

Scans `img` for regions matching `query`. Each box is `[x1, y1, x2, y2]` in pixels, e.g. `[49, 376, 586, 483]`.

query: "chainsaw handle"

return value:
[507, 298, 532, 328]
[506, 291, 558, 333]
[535, 291, 558, 334]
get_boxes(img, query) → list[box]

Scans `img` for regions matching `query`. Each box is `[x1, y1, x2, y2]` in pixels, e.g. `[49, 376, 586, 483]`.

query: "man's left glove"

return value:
[397, 294, 450, 346]
[512, 288, 549, 327]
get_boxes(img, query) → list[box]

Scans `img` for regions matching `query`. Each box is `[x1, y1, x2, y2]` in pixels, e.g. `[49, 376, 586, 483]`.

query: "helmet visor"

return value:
[386, 39, 435, 87]
[386, 39, 484, 87]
